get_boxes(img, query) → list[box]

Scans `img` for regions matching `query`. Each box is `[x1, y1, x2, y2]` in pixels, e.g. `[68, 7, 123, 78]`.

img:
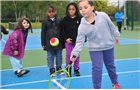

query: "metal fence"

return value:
[125, 1, 140, 30]
[8, 22, 17, 30]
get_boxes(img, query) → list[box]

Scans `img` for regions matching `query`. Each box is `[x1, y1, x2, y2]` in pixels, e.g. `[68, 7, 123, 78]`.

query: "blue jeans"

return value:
[47, 49, 62, 68]
[89, 48, 118, 89]
[9, 56, 23, 72]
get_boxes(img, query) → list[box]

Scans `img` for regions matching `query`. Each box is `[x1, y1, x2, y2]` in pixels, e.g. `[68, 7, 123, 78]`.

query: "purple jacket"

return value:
[2, 29, 27, 59]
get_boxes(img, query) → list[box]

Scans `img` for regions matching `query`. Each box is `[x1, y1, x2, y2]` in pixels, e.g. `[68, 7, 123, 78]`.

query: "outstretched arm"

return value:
[1, 25, 9, 34]
[70, 27, 85, 62]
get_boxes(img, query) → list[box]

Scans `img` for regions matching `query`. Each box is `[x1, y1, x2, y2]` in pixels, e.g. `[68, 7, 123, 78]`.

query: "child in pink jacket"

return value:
[3, 17, 33, 77]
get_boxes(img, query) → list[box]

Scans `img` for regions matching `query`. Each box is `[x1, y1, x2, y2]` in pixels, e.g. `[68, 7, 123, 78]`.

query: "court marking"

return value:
[121, 38, 140, 41]
[1, 38, 6, 43]
[52, 80, 66, 89]
[1, 32, 140, 89]
[1, 35, 140, 51]
[1, 58, 140, 88]
[1, 70, 139, 88]
[1, 57, 139, 71]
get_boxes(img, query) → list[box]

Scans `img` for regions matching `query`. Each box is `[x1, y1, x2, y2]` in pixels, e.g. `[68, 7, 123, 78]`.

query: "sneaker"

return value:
[15, 71, 18, 74]
[17, 70, 30, 77]
[113, 83, 122, 89]
[74, 68, 80, 76]
[66, 67, 72, 77]
[56, 66, 64, 75]
[50, 68, 56, 77]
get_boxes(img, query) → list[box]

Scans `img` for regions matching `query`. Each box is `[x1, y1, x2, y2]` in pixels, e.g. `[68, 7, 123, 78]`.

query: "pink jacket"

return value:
[2, 29, 26, 59]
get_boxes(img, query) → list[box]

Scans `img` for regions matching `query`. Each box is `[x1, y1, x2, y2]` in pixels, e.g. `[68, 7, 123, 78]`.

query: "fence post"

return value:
[131, 1, 134, 30]
[124, 1, 127, 30]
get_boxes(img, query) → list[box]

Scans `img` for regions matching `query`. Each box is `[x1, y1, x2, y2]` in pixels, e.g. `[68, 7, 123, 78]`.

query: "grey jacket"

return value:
[71, 11, 120, 57]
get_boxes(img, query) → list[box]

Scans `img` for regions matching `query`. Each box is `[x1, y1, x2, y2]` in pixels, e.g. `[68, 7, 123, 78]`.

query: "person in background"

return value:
[70, 0, 122, 89]
[114, 10, 124, 33]
[41, 4, 64, 76]
[2, 17, 33, 77]
[1, 24, 9, 40]
[60, 2, 81, 77]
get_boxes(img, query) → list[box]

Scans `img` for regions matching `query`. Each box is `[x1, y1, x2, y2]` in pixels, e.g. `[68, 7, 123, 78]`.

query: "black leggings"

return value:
[117, 22, 122, 33]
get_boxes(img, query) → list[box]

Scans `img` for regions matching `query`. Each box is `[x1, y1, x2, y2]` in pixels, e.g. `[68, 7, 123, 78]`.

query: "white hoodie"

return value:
[71, 11, 120, 57]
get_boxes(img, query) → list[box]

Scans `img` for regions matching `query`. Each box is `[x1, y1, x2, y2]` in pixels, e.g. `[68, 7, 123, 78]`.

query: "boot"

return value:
[56, 66, 64, 75]
[74, 68, 80, 76]
[50, 68, 55, 77]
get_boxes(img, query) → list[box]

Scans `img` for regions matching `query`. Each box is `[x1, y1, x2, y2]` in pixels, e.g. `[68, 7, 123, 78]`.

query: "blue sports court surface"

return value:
[0, 29, 140, 89]
[1, 58, 140, 89]
[0, 29, 140, 51]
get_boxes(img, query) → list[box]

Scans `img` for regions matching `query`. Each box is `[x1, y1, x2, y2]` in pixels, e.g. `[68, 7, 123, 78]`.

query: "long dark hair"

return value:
[15, 17, 33, 33]
[66, 2, 79, 16]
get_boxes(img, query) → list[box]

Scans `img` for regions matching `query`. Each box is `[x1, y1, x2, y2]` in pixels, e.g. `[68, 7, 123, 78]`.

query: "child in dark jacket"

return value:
[41, 4, 64, 76]
[1, 24, 9, 40]
[2, 17, 33, 77]
[60, 2, 81, 77]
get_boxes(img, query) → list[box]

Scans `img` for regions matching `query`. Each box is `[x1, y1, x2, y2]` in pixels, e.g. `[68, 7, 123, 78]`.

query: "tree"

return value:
[1, 1, 30, 22]
[1, 1, 15, 22]
[1, 1, 118, 22]
[94, 0, 118, 20]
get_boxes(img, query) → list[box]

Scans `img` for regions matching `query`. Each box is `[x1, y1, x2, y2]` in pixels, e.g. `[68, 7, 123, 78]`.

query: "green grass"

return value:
[1, 30, 140, 70]
[114, 44, 140, 59]
[1, 44, 139, 70]
[120, 30, 140, 39]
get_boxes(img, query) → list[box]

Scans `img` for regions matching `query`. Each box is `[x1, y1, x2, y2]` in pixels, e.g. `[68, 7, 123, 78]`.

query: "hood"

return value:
[80, 12, 97, 25]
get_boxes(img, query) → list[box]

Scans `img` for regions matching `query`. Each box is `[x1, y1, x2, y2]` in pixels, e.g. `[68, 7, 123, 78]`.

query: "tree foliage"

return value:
[1, 0, 117, 22]
[94, 0, 117, 16]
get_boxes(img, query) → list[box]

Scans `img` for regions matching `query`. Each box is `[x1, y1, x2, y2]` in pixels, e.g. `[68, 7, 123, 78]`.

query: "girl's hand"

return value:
[14, 51, 18, 55]
[66, 38, 72, 43]
[42, 45, 46, 50]
[116, 38, 120, 45]
[70, 55, 76, 63]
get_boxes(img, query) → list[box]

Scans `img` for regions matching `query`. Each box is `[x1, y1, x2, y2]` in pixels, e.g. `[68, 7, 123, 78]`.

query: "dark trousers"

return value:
[117, 22, 122, 33]
[89, 48, 118, 89]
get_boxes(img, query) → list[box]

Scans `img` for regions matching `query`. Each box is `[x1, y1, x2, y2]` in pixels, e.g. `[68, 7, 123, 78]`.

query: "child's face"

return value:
[46, 8, 56, 18]
[68, 5, 76, 17]
[79, 0, 94, 18]
[22, 20, 30, 30]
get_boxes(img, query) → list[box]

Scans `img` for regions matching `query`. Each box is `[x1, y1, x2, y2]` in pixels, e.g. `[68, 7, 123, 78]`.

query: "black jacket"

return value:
[60, 15, 81, 43]
[41, 16, 64, 50]
[1, 25, 9, 39]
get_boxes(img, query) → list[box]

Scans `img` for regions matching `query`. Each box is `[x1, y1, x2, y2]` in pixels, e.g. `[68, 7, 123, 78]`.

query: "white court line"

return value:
[0, 79, 48, 88]
[44, 70, 140, 81]
[1, 58, 140, 71]
[121, 38, 140, 41]
[52, 80, 66, 89]
[1, 39, 6, 43]
[1, 70, 140, 88]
